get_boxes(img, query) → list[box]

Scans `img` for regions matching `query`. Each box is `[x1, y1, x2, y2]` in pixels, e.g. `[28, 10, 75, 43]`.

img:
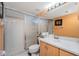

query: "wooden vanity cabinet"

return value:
[40, 41, 59, 56]
[60, 49, 75, 56]
[40, 41, 47, 56]
[40, 41, 75, 56]
[47, 44, 59, 56]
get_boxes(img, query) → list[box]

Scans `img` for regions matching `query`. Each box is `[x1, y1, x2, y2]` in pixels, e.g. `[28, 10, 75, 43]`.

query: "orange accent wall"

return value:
[0, 21, 4, 50]
[54, 13, 79, 38]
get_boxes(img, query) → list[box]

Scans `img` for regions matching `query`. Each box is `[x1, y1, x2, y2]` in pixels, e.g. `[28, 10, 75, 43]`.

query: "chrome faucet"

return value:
[54, 35, 59, 39]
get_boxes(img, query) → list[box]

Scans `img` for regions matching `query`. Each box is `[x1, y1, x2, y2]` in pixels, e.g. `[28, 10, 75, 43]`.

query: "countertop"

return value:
[39, 36, 79, 56]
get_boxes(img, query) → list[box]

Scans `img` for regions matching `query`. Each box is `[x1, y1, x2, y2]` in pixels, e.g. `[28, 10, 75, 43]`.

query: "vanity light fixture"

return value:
[48, 2, 65, 12]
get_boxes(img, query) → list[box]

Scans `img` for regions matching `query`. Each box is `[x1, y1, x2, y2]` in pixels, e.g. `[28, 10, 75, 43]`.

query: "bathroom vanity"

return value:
[40, 41, 60, 56]
[39, 36, 79, 56]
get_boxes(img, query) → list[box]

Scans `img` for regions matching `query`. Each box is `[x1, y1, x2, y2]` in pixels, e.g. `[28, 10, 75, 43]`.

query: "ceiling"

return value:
[4, 2, 50, 15]
[4, 2, 79, 19]
[46, 2, 79, 19]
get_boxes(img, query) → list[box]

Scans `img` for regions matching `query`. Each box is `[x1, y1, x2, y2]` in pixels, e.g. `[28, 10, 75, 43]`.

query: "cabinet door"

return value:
[60, 49, 74, 56]
[0, 25, 3, 50]
[40, 41, 47, 56]
[47, 44, 59, 56]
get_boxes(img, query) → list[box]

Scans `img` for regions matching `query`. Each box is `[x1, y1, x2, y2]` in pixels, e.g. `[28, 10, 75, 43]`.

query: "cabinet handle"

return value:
[45, 46, 48, 49]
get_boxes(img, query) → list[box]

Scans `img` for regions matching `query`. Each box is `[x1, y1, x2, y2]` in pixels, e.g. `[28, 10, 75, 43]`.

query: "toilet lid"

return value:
[29, 44, 39, 50]
[29, 44, 39, 53]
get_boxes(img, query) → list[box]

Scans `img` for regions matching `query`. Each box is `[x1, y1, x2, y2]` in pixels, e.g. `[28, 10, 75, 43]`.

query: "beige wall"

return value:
[54, 12, 79, 38]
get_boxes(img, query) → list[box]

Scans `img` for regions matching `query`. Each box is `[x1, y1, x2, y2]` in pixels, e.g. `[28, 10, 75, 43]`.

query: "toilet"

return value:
[28, 37, 40, 56]
[28, 44, 39, 56]
[28, 32, 48, 56]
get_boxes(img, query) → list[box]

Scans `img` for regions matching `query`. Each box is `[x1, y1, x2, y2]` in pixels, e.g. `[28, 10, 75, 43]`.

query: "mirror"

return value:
[0, 2, 4, 18]
[48, 19, 54, 34]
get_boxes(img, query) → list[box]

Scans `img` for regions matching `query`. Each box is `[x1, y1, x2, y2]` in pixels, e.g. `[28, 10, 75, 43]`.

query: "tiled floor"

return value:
[15, 50, 29, 56]
[15, 50, 39, 56]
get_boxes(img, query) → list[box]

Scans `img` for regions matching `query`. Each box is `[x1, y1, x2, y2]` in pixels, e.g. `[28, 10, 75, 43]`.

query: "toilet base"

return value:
[28, 51, 31, 56]
[28, 50, 39, 56]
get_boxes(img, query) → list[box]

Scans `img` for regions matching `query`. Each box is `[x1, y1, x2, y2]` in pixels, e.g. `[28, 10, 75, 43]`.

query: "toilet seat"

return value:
[29, 44, 39, 53]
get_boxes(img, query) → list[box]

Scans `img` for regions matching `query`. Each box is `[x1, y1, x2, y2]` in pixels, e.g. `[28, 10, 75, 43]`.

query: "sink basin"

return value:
[44, 38, 60, 43]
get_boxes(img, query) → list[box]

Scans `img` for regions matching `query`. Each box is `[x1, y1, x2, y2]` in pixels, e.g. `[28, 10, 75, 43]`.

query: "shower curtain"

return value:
[5, 16, 25, 55]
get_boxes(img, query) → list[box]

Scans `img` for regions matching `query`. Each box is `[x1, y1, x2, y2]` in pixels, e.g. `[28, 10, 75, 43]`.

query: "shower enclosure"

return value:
[4, 8, 48, 56]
